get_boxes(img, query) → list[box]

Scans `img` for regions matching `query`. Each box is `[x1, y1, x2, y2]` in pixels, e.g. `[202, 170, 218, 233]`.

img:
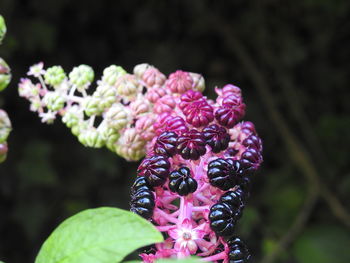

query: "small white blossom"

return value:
[28, 62, 45, 77]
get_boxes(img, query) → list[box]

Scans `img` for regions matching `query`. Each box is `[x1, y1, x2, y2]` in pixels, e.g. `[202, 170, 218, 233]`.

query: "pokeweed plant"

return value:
[0, 15, 12, 163]
[19, 62, 262, 262]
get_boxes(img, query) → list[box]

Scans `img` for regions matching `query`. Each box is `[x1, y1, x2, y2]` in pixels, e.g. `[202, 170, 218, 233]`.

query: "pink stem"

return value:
[201, 251, 227, 262]
[154, 208, 178, 224]
[157, 225, 175, 232]
[192, 205, 210, 212]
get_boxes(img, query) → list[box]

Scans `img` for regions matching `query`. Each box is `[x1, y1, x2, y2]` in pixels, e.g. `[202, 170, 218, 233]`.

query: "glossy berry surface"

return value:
[209, 202, 237, 237]
[215, 96, 245, 128]
[179, 90, 204, 113]
[166, 116, 189, 135]
[227, 237, 251, 263]
[130, 188, 155, 219]
[169, 167, 198, 196]
[131, 176, 153, 193]
[242, 134, 262, 152]
[240, 148, 262, 174]
[185, 100, 214, 128]
[219, 189, 245, 219]
[203, 124, 230, 153]
[176, 129, 206, 160]
[154, 131, 178, 156]
[207, 158, 242, 190]
[137, 155, 170, 186]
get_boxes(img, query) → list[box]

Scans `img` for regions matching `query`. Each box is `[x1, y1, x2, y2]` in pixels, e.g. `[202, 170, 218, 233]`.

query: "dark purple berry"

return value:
[242, 134, 262, 153]
[209, 202, 236, 237]
[207, 158, 243, 190]
[179, 90, 204, 113]
[240, 148, 262, 174]
[226, 148, 239, 157]
[240, 121, 256, 135]
[169, 167, 198, 196]
[215, 96, 245, 128]
[179, 91, 214, 127]
[220, 189, 245, 219]
[154, 131, 178, 156]
[176, 129, 207, 160]
[203, 124, 230, 153]
[130, 187, 155, 219]
[137, 155, 170, 187]
[227, 237, 251, 263]
[131, 176, 153, 193]
[167, 116, 189, 134]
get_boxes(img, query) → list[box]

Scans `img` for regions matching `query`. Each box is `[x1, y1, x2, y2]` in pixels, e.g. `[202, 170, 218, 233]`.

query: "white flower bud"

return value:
[133, 63, 151, 79]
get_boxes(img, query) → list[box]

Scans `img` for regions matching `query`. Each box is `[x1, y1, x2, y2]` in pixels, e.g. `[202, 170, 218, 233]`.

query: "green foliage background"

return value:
[0, 0, 349, 262]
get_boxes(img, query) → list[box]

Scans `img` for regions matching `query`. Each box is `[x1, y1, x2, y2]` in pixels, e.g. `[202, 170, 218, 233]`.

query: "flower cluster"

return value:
[0, 15, 12, 163]
[130, 85, 263, 262]
[19, 63, 204, 161]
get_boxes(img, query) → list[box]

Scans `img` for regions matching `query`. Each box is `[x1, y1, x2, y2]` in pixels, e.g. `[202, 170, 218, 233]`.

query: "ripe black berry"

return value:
[207, 158, 243, 190]
[176, 129, 206, 160]
[242, 134, 262, 152]
[169, 167, 198, 196]
[203, 124, 230, 153]
[154, 131, 178, 157]
[220, 189, 245, 219]
[130, 187, 155, 219]
[209, 202, 237, 237]
[240, 148, 262, 174]
[137, 155, 170, 187]
[131, 176, 153, 193]
[227, 236, 251, 263]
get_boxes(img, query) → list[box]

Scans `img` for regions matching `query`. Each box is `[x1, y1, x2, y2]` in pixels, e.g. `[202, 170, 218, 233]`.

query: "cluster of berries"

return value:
[18, 62, 204, 161]
[130, 85, 263, 262]
[0, 15, 12, 163]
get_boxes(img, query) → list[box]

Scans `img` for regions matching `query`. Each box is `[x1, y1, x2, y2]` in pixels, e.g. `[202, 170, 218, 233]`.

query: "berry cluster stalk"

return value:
[131, 85, 263, 262]
[19, 63, 204, 161]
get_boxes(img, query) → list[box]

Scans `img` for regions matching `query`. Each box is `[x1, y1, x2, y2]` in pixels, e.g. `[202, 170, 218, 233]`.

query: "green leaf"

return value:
[35, 207, 163, 263]
[293, 225, 350, 263]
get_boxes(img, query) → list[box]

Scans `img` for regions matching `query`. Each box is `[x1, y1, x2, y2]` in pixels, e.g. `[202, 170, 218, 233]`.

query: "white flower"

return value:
[28, 62, 45, 77]
[39, 111, 56, 124]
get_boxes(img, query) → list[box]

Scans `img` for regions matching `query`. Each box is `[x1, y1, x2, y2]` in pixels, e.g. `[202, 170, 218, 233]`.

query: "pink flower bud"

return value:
[166, 70, 193, 94]
[142, 67, 166, 87]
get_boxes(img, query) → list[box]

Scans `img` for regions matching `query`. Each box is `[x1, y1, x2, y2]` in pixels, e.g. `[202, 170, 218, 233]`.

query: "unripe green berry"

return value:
[83, 96, 103, 116]
[93, 85, 117, 110]
[78, 129, 105, 148]
[0, 58, 11, 92]
[69, 64, 94, 89]
[100, 127, 120, 152]
[105, 103, 129, 130]
[44, 66, 66, 86]
[0, 110, 11, 143]
[102, 65, 127, 85]
[62, 105, 83, 128]
[43, 92, 65, 111]
[0, 15, 6, 44]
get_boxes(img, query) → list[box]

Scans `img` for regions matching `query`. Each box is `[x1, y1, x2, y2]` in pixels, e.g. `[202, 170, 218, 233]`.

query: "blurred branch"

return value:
[260, 190, 318, 263]
[213, 19, 350, 229]
[216, 18, 350, 228]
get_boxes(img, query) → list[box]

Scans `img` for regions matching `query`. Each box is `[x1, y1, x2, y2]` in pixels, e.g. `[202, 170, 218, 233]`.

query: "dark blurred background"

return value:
[0, 0, 350, 262]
